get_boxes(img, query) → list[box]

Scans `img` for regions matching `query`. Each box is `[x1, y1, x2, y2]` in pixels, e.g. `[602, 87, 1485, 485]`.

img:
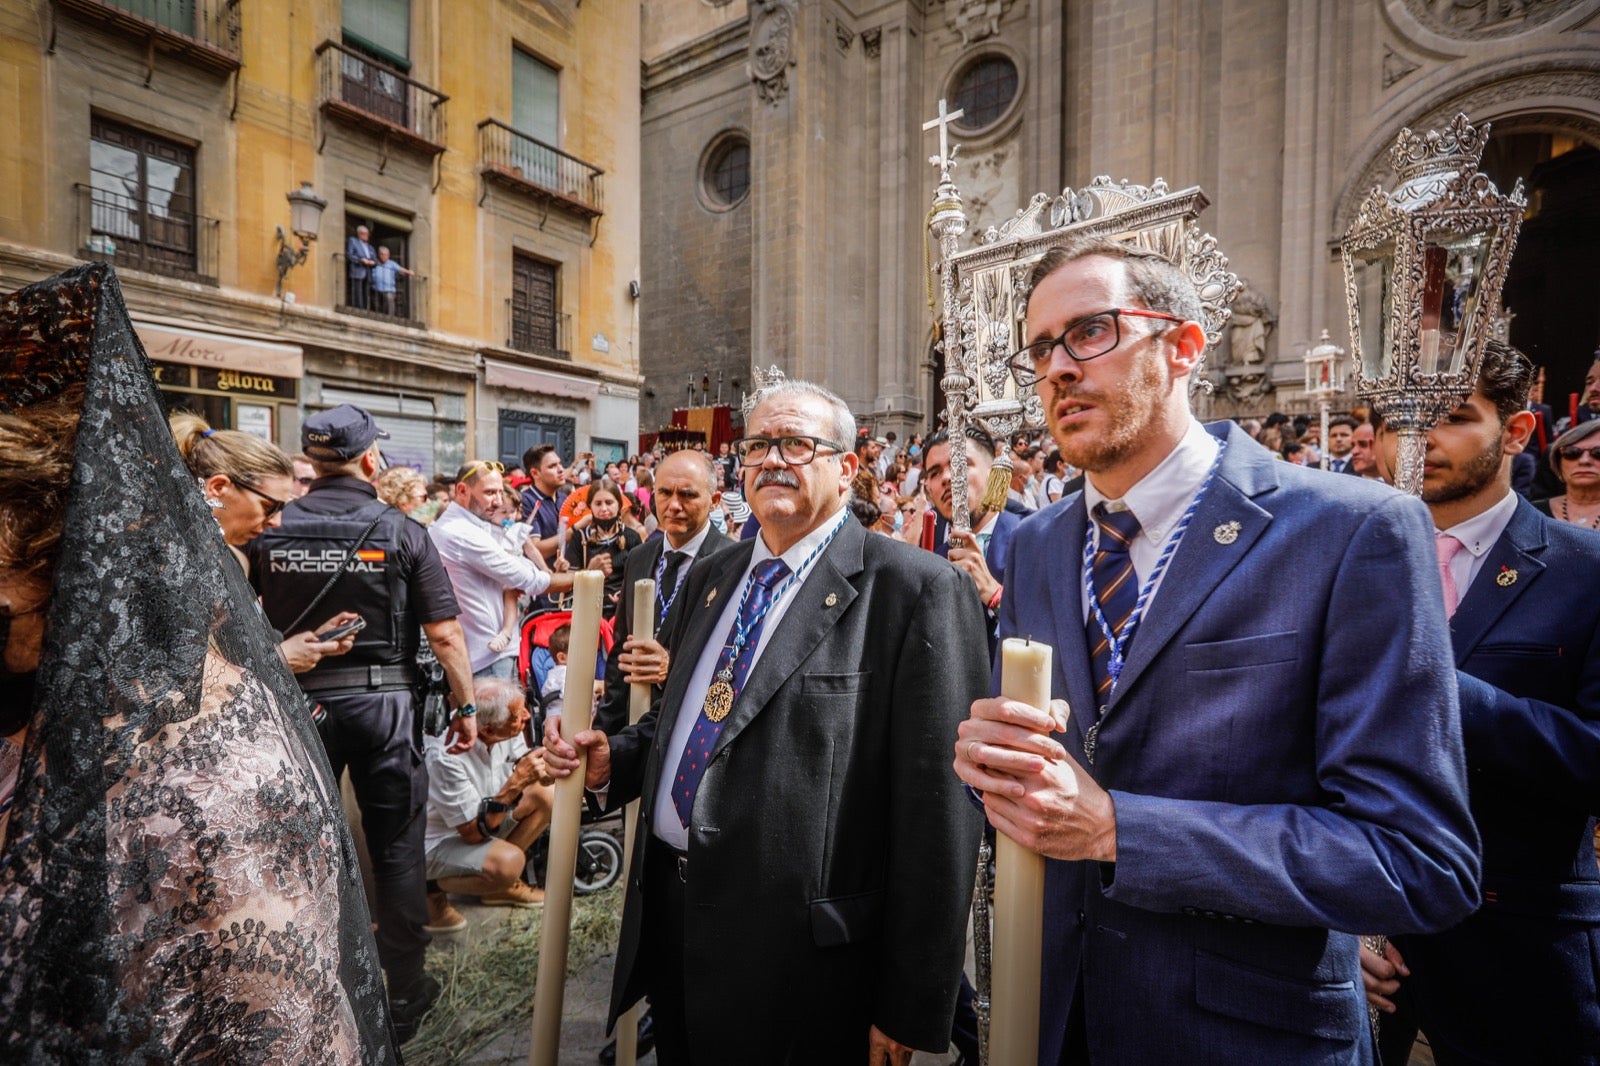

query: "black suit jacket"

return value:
[592, 526, 731, 736]
[603, 517, 989, 1059]
[1390, 499, 1600, 1062]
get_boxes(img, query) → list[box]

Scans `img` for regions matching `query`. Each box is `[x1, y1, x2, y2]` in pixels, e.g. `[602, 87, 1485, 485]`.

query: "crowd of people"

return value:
[4, 251, 1598, 1066]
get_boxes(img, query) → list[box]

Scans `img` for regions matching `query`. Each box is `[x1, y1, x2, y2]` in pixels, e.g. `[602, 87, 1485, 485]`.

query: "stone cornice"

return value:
[642, 17, 750, 97]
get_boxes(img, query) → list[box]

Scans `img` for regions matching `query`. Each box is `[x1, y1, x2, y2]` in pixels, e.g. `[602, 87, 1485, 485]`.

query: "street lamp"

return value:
[275, 182, 328, 297]
[1303, 329, 1346, 471]
[1340, 112, 1525, 494]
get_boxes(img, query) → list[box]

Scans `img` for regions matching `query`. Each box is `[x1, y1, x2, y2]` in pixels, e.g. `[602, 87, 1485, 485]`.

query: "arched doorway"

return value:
[1483, 128, 1600, 422]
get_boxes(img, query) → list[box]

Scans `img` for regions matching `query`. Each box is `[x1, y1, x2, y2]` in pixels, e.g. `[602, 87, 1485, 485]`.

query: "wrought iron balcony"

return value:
[335, 253, 427, 327]
[479, 119, 604, 220]
[507, 299, 571, 360]
[317, 39, 447, 157]
[54, 0, 242, 74]
[75, 182, 219, 283]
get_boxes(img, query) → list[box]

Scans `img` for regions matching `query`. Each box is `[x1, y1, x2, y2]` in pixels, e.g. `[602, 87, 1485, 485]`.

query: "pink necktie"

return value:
[1435, 534, 1464, 618]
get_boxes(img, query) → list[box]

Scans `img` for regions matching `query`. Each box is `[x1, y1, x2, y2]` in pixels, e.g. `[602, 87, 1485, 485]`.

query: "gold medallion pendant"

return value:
[703, 678, 735, 722]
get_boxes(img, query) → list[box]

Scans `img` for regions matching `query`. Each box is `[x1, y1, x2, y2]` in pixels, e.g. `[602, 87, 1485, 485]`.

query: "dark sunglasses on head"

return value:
[233, 478, 288, 518]
[1560, 445, 1600, 462]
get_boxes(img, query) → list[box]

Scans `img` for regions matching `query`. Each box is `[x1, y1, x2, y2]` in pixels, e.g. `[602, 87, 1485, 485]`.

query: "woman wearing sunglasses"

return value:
[1537, 419, 1600, 529]
[172, 412, 359, 672]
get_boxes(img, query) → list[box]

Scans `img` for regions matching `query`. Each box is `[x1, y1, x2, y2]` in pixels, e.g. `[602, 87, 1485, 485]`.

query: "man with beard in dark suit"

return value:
[546, 379, 988, 1065]
[1365, 341, 1600, 1064]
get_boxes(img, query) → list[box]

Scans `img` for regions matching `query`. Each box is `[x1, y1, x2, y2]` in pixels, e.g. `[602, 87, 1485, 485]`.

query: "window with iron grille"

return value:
[952, 55, 1019, 132]
[89, 116, 198, 275]
[511, 253, 559, 354]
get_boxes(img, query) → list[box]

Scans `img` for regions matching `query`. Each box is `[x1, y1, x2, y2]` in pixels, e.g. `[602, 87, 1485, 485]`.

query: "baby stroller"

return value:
[517, 606, 625, 896]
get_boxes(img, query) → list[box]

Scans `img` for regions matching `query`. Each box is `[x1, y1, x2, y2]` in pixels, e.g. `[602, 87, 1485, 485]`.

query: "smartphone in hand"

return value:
[314, 616, 367, 642]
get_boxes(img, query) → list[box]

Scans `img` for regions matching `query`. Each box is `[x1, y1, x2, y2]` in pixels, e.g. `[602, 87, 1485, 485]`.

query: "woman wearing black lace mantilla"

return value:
[0, 264, 398, 1063]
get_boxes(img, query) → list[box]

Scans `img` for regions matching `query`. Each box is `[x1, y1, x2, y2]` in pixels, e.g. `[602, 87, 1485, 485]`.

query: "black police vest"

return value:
[256, 497, 413, 665]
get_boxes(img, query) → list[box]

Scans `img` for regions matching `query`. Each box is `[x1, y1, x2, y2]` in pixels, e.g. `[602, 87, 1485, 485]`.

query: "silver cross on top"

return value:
[923, 98, 965, 177]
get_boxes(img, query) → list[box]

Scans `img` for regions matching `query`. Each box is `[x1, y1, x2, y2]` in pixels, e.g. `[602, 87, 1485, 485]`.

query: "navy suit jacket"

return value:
[1000, 421, 1480, 1065]
[1391, 499, 1600, 1061]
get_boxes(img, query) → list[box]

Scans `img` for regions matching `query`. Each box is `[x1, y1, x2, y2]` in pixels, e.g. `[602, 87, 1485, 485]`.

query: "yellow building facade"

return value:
[0, 0, 642, 473]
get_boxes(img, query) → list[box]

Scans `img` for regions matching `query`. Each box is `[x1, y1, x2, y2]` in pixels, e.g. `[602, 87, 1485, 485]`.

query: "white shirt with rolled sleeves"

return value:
[429, 501, 551, 672]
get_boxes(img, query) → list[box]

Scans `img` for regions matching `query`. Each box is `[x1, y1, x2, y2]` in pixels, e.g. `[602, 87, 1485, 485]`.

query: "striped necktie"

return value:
[1088, 505, 1143, 700]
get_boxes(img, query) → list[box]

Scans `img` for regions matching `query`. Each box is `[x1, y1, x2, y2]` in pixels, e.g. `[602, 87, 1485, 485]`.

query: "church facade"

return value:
[639, 0, 1600, 437]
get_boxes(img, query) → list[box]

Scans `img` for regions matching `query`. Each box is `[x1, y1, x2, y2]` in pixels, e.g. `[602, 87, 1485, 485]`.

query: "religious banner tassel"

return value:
[979, 449, 1013, 516]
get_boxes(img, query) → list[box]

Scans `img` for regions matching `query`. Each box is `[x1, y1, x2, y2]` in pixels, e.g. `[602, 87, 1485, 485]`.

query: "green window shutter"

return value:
[343, 0, 410, 66]
[512, 49, 559, 145]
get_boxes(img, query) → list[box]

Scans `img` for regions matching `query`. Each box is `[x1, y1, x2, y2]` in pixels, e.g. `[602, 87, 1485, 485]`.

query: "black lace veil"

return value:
[0, 264, 396, 1063]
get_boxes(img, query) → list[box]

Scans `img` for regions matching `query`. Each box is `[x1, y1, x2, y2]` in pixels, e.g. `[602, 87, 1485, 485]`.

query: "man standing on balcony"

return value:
[371, 246, 414, 318]
[346, 225, 377, 309]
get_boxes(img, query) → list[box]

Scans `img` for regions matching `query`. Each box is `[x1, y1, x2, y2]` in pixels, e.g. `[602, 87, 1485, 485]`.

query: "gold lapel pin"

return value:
[706, 587, 719, 607]
[1213, 521, 1241, 545]
[1496, 566, 1518, 588]
[824, 592, 838, 607]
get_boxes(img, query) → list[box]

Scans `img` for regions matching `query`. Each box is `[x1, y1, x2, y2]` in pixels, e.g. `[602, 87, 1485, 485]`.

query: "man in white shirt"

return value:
[429, 461, 574, 679]
[423, 677, 554, 929]
[545, 381, 988, 1065]
[953, 235, 1477, 1064]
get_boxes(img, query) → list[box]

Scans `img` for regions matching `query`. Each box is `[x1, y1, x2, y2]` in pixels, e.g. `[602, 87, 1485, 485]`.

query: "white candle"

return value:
[529, 569, 605, 1066]
[613, 578, 655, 1066]
[991, 637, 1052, 1066]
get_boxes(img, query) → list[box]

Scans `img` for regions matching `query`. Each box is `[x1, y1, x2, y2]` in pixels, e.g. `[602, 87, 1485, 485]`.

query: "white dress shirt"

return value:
[1436, 487, 1518, 599]
[650, 506, 851, 849]
[1081, 419, 1221, 620]
[429, 502, 551, 672]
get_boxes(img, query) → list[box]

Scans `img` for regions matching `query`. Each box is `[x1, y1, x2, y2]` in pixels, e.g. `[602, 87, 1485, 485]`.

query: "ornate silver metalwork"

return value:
[1340, 112, 1525, 495]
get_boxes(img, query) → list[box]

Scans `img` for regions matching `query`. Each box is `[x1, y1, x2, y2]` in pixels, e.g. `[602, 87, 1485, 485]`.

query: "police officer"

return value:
[248, 403, 477, 1044]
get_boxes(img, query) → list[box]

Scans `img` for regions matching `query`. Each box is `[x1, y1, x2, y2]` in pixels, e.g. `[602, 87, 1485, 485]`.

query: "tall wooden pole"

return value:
[529, 570, 606, 1066]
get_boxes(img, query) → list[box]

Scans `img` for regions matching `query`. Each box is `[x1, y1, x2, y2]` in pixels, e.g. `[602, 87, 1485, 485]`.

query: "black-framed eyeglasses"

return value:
[234, 478, 288, 518]
[1560, 445, 1600, 462]
[731, 435, 846, 467]
[1008, 307, 1187, 387]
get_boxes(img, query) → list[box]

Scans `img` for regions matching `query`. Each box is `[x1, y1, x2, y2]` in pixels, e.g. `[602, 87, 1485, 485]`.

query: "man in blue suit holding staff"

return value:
[952, 236, 1481, 1065]
[1364, 341, 1600, 1064]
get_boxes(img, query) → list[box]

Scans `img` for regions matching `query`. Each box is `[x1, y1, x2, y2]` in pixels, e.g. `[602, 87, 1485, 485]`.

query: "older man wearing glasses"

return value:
[430, 458, 576, 681]
[545, 379, 990, 1065]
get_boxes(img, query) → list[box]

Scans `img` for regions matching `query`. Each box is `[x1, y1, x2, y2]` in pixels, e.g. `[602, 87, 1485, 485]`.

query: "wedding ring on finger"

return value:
[967, 740, 980, 763]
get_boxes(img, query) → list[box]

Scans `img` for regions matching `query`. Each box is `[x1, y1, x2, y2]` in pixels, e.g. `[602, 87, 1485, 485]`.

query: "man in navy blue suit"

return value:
[952, 236, 1480, 1065]
[1364, 341, 1600, 1064]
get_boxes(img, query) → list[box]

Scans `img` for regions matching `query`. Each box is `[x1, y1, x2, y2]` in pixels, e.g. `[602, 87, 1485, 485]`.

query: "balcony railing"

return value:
[479, 119, 604, 220]
[507, 300, 571, 359]
[335, 253, 426, 327]
[316, 39, 447, 156]
[76, 182, 219, 283]
[55, 0, 242, 74]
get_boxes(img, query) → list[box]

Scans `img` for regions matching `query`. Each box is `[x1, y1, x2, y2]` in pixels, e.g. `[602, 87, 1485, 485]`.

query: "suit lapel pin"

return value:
[1212, 521, 1241, 545]
[824, 592, 838, 607]
[706, 587, 719, 607]
[1496, 566, 1518, 588]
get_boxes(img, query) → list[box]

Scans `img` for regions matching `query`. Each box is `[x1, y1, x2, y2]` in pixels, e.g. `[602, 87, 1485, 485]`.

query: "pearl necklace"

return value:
[1559, 497, 1600, 529]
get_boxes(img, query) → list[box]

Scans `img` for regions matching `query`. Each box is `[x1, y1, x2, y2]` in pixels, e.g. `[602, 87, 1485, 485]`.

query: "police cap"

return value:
[302, 403, 391, 461]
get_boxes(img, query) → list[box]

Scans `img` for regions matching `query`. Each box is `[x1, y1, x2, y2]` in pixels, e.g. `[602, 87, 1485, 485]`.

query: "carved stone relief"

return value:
[1383, 46, 1422, 89]
[1399, 0, 1586, 39]
[946, 0, 1014, 45]
[861, 27, 882, 59]
[749, 0, 797, 105]
[1220, 281, 1278, 405]
[961, 141, 1021, 235]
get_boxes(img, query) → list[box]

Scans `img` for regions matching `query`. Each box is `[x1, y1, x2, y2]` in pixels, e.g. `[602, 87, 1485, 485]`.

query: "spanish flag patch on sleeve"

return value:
[355, 549, 386, 562]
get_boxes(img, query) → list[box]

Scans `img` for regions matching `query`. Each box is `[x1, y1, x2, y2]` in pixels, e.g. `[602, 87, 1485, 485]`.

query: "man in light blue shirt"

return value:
[370, 246, 415, 317]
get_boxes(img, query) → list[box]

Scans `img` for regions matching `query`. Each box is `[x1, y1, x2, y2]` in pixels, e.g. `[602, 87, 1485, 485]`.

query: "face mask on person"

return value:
[893, 510, 903, 533]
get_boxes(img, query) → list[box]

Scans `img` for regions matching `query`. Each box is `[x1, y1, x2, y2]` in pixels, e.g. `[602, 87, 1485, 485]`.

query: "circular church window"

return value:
[703, 136, 751, 208]
[952, 55, 1020, 133]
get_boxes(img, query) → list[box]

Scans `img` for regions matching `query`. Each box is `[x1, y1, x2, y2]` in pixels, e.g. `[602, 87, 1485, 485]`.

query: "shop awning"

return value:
[133, 321, 304, 379]
[483, 358, 598, 402]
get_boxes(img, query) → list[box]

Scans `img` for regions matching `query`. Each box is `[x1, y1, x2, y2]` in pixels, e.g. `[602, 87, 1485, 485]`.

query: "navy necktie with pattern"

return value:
[1087, 504, 1143, 700]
